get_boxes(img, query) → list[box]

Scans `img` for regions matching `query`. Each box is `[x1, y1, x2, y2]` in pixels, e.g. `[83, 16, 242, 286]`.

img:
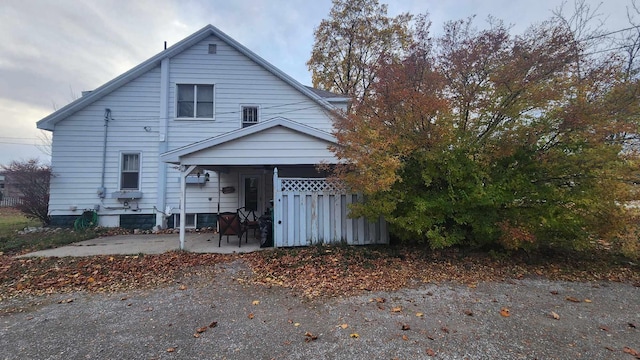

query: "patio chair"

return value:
[237, 206, 260, 239]
[218, 212, 246, 247]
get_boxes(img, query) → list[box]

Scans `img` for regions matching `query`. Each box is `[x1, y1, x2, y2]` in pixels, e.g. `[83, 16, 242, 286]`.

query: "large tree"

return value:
[307, 0, 412, 103]
[331, 15, 640, 252]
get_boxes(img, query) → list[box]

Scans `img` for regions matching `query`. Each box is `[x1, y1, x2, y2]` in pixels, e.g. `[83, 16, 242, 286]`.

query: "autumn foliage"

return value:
[330, 15, 640, 253]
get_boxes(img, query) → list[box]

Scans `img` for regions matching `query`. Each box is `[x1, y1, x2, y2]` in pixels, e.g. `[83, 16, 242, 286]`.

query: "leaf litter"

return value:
[1, 246, 639, 301]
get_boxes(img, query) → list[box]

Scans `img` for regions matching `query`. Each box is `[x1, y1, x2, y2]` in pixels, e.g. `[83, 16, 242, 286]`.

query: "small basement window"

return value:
[174, 213, 196, 229]
[242, 106, 258, 128]
[177, 84, 214, 119]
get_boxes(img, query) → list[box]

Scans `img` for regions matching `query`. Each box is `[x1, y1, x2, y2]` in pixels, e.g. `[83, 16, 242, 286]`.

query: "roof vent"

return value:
[208, 44, 217, 54]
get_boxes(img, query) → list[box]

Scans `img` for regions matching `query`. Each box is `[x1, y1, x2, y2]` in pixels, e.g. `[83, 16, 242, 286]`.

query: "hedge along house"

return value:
[37, 25, 388, 248]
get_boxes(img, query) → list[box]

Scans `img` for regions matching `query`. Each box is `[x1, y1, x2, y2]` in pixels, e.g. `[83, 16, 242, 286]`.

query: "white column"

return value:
[179, 165, 197, 250]
[273, 167, 280, 248]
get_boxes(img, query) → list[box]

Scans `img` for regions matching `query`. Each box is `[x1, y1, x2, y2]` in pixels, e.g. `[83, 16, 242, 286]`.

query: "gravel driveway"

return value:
[1, 260, 638, 359]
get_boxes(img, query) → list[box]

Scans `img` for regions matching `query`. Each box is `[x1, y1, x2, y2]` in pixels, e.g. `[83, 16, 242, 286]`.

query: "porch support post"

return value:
[273, 167, 279, 248]
[179, 165, 197, 250]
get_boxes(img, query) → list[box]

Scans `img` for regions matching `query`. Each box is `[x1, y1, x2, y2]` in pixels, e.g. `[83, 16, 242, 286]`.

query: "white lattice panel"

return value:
[280, 178, 345, 193]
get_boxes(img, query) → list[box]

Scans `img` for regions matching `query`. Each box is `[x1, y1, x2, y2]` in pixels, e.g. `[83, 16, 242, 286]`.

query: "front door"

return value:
[240, 174, 263, 216]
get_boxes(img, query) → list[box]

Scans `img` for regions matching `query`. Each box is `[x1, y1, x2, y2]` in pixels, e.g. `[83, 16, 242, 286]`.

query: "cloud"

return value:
[0, 0, 634, 166]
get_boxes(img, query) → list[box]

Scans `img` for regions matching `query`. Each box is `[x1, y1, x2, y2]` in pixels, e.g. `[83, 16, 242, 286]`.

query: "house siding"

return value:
[45, 28, 340, 230]
[49, 66, 161, 224]
[166, 34, 334, 151]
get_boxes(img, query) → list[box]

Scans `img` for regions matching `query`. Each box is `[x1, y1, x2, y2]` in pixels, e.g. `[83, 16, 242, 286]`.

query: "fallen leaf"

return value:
[500, 307, 510, 317]
[550, 311, 560, 320]
[304, 332, 318, 342]
[623, 346, 640, 357]
[426, 348, 436, 356]
[375, 297, 386, 303]
[252, 300, 260, 305]
[550, 290, 559, 295]
[294, 323, 300, 327]
[402, 334, 409, 341]
[464, 309, 473, 316]
[401, 324, 411, 331]
[193, 333, 200, 338]
[416, 312, 424, 317]
[166, 347, 176, 353]
[566, 296, 580, 303]
[350, 333, 360, 338]
[209, 321, 217, 328]
[178, 285, 187, 291]
[599, 325, 610, 332]
[628, 323, 637, 329]
[584, 299, 592, 303]
[248, 313, 254, 319]
[57, 298, 74, 304]
[391, 306, 402, 313]
[441, 327, 449, 334]
[196, 326, 207, 333]
[339, 324, 348, 329]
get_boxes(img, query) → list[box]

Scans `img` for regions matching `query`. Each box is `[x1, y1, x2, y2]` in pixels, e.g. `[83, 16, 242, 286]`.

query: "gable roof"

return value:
[37, 24, 337, 131]
[160, 117, 337, 164]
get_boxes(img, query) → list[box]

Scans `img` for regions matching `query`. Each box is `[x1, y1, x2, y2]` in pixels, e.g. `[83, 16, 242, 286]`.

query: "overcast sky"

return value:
[0, 0, 634, 166]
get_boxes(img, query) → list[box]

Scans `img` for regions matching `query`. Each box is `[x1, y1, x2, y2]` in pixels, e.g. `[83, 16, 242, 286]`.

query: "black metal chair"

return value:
[218, 212, 246, 247]
[237, 207, 260, 239]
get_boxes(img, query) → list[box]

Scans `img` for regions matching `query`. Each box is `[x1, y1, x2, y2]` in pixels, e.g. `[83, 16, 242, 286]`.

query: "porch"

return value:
[160, 117, 389, 250]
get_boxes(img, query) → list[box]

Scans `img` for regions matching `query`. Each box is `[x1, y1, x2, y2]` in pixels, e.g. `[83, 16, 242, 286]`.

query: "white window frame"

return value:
[119, 152, 141, 190]
[176, 83, 215, 119]
[241, 105, 259, 128]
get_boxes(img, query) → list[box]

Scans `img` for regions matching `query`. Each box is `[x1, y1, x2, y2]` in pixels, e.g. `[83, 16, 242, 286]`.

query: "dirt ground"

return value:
[1, 260, 639, 360]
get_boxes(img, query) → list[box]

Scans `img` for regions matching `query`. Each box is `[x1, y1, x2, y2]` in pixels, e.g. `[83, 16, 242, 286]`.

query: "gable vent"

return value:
[208, 44, 217, 54]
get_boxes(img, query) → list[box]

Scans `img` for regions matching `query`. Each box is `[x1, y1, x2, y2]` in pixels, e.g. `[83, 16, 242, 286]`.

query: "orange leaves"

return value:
[500, 307, 511, 317]
[624, 347, 640, 358]
[0, 252, 234, 299]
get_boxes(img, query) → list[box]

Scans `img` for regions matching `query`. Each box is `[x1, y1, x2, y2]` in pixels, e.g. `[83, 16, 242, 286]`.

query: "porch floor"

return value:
[19, 232, 267, 257]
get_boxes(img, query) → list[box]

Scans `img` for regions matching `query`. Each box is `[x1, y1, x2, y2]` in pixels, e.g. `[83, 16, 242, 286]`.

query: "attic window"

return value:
[177, 84, 214, 119]
[242, 106, 259, 128]
[208, 44, 217, 54]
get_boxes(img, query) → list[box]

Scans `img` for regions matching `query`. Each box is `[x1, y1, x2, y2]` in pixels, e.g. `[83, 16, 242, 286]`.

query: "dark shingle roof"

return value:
[304, 86, 349, 99]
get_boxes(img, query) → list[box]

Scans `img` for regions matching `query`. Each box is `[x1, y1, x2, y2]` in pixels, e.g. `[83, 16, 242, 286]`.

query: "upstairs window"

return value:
[120, 153, 140, 190]
[177, 84, 214, 118]
[242, 106, 259, 128]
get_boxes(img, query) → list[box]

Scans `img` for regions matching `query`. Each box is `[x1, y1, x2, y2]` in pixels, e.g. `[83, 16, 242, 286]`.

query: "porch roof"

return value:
[160, 117, 339, 166]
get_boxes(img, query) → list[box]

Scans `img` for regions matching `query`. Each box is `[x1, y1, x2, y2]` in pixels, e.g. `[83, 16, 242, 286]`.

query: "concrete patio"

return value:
[19, 232, 266, 257]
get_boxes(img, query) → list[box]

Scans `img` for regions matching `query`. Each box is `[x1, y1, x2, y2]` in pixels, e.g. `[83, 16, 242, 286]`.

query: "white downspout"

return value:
[156, 58, 170, 227]
[179, 165, 197, 250]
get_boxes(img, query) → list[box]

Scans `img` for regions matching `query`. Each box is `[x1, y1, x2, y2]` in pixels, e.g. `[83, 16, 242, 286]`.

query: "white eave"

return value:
[160, 117, 337, 164]
[37, 24, 336, 131]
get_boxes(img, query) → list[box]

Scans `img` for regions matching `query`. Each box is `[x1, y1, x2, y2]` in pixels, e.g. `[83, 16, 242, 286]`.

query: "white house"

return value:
[37, 25, 387, 247]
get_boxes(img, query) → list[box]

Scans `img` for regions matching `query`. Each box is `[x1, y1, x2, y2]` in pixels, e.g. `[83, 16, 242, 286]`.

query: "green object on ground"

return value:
[74, 211, 98, 231]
